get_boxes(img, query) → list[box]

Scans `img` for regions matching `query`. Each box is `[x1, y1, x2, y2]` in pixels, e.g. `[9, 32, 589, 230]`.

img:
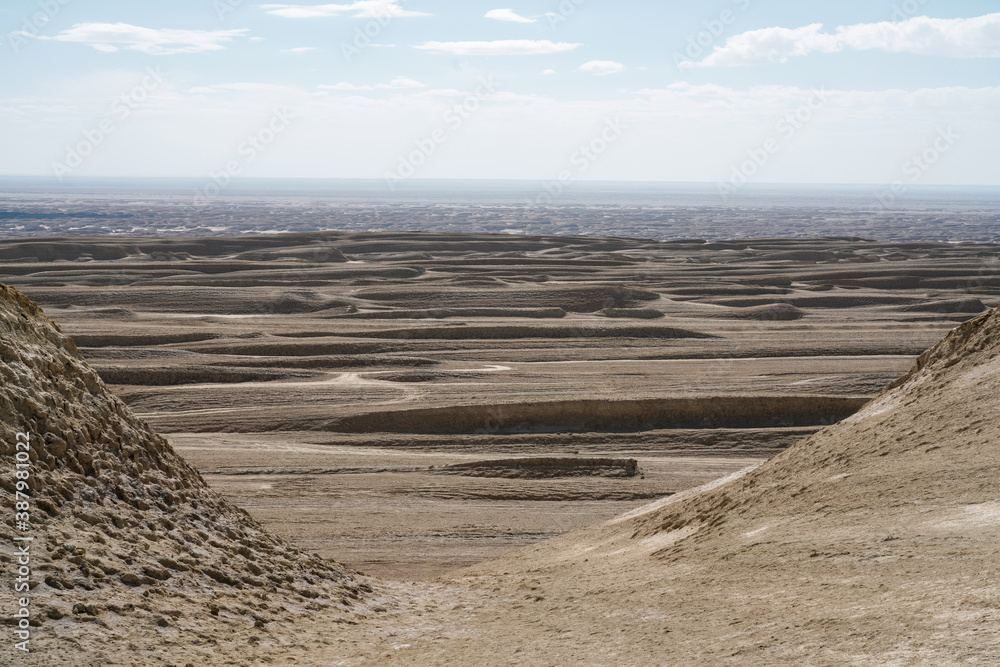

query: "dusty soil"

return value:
[2, 231, 995, 582]
[316, 305, 1000, 666]
[2, 231, 999, 664]
[433, 456, 640, 478]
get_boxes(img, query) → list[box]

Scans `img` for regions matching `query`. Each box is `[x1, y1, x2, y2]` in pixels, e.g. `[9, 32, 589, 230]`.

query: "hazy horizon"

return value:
[1, 1, 998, 188]
[3, 176, 1000, 198]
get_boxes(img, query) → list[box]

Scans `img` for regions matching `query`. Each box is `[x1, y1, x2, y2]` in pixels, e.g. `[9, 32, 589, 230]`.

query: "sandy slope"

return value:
[336, 308, 1000, 665]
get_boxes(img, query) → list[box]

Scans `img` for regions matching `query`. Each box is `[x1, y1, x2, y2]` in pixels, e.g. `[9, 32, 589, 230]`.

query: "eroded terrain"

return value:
[2, 231, 996, 579]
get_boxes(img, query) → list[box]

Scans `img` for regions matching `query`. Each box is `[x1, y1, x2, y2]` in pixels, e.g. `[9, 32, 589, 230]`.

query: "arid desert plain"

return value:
[2, 225, 1000, 665]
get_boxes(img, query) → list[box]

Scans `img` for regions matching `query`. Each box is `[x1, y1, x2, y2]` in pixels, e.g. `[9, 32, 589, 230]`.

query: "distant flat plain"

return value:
[1, 179, 999, 242]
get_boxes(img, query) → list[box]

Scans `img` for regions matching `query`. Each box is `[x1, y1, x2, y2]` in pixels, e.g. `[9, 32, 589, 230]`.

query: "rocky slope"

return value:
[0, 284, 373, 666]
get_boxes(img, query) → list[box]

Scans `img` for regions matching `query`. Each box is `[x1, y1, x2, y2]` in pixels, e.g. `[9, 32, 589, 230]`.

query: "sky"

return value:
[0, 0, 998, 188]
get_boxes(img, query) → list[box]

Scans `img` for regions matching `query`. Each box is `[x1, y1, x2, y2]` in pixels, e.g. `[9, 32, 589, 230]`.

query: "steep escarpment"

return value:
[0, 284, 372, 665]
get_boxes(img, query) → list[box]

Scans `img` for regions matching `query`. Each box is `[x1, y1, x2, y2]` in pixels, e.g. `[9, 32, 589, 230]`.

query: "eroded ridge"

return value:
[0, 284, 373, 665]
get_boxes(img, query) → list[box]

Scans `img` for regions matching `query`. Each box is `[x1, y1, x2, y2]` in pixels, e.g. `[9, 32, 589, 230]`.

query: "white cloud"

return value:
[319, 76, 427, 91]
[261, 1, 428, 18]
[415, 40, 580, 55]
[578, 60, 625, 76]
[485, 8, 535, 24]
[383, 77, 427, 88]
[540, 69, 556, 75]
[187, 82, 298, 94]
[38, 23, 248, 55]
[282, 46, 318, 54]
[686, 13, 1000, 67]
